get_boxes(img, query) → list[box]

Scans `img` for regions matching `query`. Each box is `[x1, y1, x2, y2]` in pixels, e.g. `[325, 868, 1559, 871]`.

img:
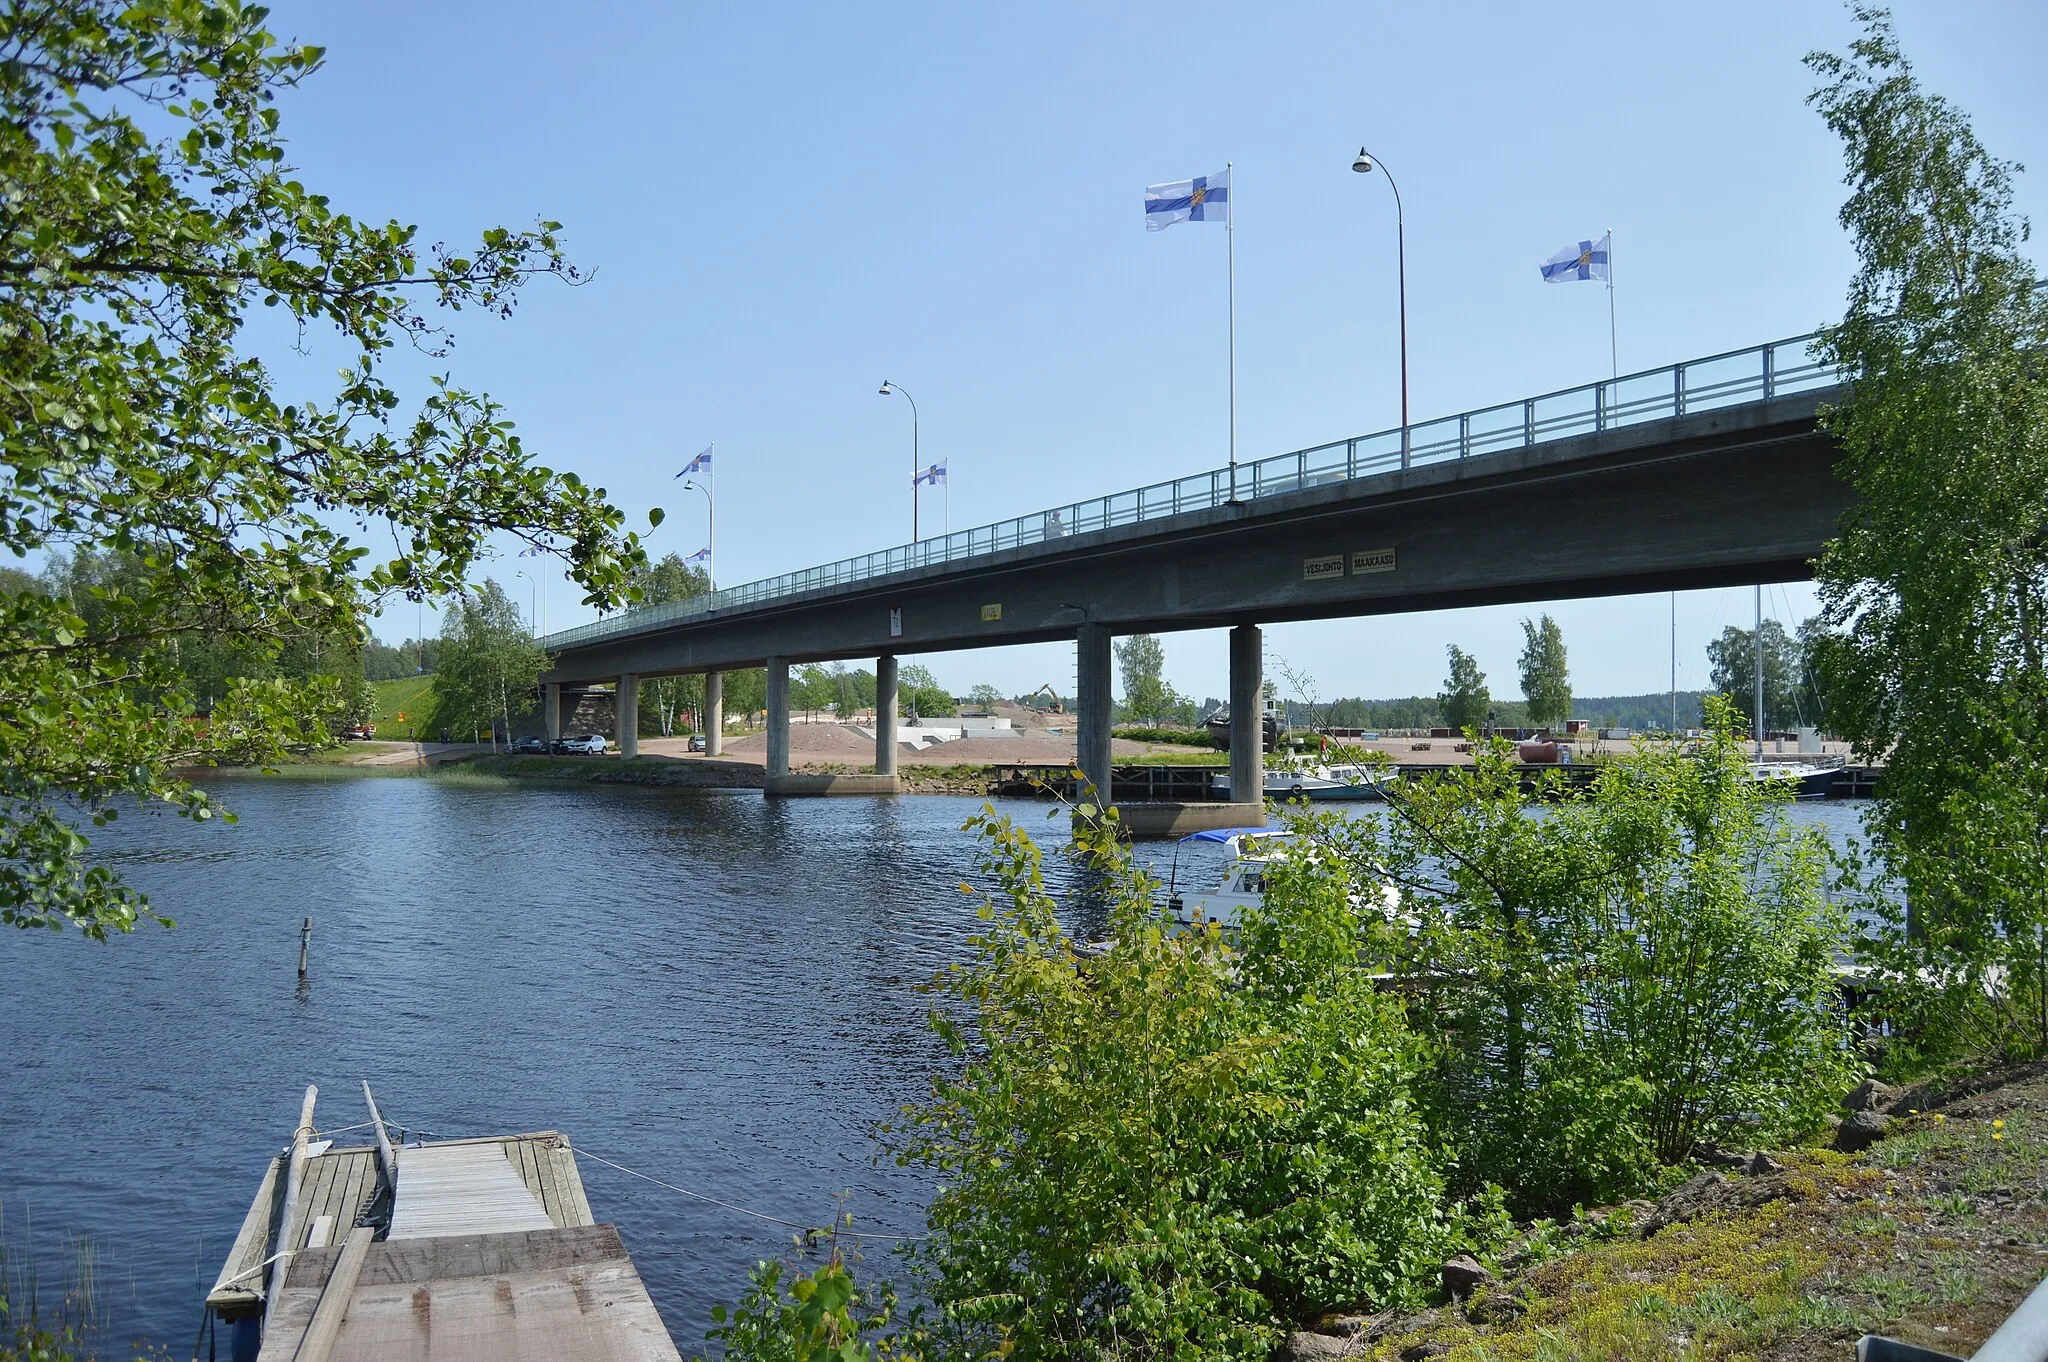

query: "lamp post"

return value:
[513, 570, 539, 640]
[680, 477, 714, 588]
[1351, 147, 1408, 454]
[879, 380, 919, 541]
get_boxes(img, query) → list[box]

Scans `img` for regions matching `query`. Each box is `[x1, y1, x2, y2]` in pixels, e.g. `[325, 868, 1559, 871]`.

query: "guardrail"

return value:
[543, 331, 1841, 651]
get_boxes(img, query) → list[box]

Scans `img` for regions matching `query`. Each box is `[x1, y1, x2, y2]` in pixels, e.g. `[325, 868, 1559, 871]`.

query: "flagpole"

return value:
[1226, 160, 1237, 502]
[707, 444, 716, 590]
[1606, 228, 1618, 381]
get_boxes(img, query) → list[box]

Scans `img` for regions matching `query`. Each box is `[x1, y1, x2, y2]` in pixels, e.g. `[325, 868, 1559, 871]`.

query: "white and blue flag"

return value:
[683, 546, 711, 564]
[676, 445, 712, 478]
[914, 461, 947, 487]
[1540, 233, 1611, 283]
[1145, 169, 1230, 231]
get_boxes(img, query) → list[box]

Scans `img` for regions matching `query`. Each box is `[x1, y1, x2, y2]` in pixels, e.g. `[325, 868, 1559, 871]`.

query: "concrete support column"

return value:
[1075, 623, 1114, 803]
[617, 674, 638, 758]
[1229, 624, 1264, 808]
[765, 657, 790, 780]
[704, 672, 724, 757]
[874, 655, 899, 776]
[543, 683, 562, 742]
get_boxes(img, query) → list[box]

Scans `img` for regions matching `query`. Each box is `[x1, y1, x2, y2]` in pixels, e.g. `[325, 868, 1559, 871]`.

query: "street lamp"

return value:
[879, 379, 920, 541]
[1351, 147, 1408, 452]
[513, 569, 539, 640]
[680, 477, 714, 588]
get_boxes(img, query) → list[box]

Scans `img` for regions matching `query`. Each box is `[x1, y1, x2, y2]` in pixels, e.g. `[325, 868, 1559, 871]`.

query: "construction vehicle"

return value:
[1026, 683, 1066, 714]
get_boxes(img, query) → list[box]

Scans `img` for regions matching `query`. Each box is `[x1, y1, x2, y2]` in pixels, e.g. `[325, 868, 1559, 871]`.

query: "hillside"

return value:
[369, 674, 439, 739]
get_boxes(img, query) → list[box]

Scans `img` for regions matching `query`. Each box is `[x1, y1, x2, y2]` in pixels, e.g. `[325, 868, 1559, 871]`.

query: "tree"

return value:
[1705, 620, 1801, 733]
[434, 582, 547, 746]
[625, 554, 713, 735]
[899, 662, 955, 719]
[1437, 646, 1490, 733]
[966, 683, 1002, 711]
[1516, 615, 1571, 730]
[1806, 10, 2048, 1060]
[1114, 632, 1175, 724]
[1, 2, 647, 939]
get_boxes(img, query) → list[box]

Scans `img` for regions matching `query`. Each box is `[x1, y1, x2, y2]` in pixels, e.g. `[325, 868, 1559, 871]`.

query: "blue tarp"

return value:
[1177, 827, 1279, 845]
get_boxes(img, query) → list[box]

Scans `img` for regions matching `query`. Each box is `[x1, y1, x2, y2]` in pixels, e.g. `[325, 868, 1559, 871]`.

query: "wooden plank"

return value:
[284, 1226, 630, 1290]
[208, 1154, 285, 1309]
[525, 1139, 562, 1225]
[388, 1144, 551, 1240]
[284, 1225, 375, 1362]
[295, 1157, 338, 1251]
[550, 1143, 596, 1227]
[265, 1085, 321, 1335]
[334, 1150, 372, 1234]
[277, 1254, 681, 1361]
[308, 1216, 336, 1250]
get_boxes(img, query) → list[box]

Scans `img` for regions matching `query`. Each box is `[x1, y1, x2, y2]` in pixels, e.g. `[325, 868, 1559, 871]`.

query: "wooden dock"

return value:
[206, 1088, 679, 1362]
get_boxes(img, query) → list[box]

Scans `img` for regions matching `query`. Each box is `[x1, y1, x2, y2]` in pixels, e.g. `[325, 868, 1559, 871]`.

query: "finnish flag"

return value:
[684, 546, 711, 564]
[676, 445, 712, 478]
[1540, 233, 1611, 283]
[1145, 169, 1230, 231]
[914, 461, 947, 487]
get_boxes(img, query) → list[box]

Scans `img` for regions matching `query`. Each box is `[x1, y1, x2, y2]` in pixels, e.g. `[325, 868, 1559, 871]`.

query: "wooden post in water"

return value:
[263, 1084, 319, 1338]
[298, 917, 312, 979]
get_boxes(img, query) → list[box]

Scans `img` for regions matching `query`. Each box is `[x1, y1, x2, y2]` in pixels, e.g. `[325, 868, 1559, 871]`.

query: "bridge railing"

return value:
[543, 332, 1840, 650]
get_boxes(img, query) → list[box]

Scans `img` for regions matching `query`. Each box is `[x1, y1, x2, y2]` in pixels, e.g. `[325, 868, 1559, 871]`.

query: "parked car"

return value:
[513, 736, 548, 754]
[559, 733, 608, 755]
[687, 734, 707, 752]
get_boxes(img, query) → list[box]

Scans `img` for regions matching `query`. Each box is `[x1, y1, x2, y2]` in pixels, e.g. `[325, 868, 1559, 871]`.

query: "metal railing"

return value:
[544, 331, 1841, 650]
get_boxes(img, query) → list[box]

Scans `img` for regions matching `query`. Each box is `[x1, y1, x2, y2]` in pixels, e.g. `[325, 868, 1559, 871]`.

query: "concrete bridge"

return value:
[540, 331, 1850, 826]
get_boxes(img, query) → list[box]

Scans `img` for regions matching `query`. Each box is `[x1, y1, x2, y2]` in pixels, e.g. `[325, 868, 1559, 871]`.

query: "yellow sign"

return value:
[981, 603, 1003, 621]
[1352, 548, 1397, 574]
[1302, 555, 1344, 582]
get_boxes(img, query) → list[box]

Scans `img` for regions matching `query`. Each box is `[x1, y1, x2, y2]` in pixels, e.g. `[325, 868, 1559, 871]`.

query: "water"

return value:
[0, 773, 1871, 1353]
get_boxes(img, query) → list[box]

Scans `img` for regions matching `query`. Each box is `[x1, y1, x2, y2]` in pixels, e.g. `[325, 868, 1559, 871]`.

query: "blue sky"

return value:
[259, 0, 2047, 703]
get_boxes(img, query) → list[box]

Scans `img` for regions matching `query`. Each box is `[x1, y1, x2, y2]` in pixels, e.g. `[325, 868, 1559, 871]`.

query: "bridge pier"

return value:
[543, 683, 562, 743]
[1075, 623, 1113, 802]
[704, 672, 723, 756]
[1229, 624, 1264, 812]
[875, 656, 899, 776]
[765, 657, 790, 779]
[617, 674, 638, 758]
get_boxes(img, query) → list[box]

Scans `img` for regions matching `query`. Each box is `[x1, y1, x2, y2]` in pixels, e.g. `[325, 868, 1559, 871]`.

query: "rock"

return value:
[1697, 1145, 1754, 1169]
[1440, 1254, 1493, 1299]
[1843, 1078, 1900, 1113]
[1321, 1315, 1372, 1339]
[1464, 1288, 1529, 1326]
[1638, 1171, 1729, 1236]
[1399, 1344, 1450, 1361]
[1283, 1331, 1356, 1362]
[1835, 1109, 1893, 1153]
[1747, 1152, 1786, 1176]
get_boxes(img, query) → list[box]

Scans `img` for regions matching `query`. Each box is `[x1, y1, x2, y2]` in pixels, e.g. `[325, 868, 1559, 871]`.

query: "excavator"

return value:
[1026, 683, 1066, 715]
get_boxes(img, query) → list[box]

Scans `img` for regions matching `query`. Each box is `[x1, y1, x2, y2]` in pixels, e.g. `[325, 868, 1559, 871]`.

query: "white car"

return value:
[559, 733, 608, 755]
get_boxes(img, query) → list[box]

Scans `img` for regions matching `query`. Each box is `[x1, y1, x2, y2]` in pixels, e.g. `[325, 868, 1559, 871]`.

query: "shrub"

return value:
[892, 803, 1449, 1359]
[1318, 697, 1857, 1215]
[1112, 724, 1217, 748]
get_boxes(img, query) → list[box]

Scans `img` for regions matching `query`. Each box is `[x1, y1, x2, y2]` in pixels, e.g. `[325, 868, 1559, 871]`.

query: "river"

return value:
[0, 772, 1871, 1353]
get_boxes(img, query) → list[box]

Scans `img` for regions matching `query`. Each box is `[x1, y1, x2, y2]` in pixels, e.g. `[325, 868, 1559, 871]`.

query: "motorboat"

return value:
[1211, 764, 1391, 803]
[1163, 827, 1404, 929]
[1745, 761, 1840, 801]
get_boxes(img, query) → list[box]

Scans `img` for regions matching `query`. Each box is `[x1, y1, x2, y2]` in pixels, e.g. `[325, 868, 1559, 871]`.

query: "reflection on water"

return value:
[0, 773, 1869, 1350]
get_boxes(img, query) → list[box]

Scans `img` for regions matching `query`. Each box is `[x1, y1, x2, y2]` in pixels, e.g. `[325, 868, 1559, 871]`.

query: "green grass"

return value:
[369, 674, 438, 740]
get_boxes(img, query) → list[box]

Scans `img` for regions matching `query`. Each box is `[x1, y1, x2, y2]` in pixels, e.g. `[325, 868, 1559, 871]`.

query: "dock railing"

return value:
[544, 332, 1842, 651]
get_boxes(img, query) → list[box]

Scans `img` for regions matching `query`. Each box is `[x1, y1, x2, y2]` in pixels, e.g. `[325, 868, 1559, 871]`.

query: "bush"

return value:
[700, 1240, 915, 1362]
[1319, 698, 1857, 1216]
[891, 804, 1450, 1359]
[1112, 724, 1217, 747]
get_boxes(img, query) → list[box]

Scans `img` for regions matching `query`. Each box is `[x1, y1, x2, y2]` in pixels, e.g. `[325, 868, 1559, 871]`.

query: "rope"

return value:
[309, 1120, 379, 1139]
[563, 1143, 924, 1243]
[211, 1248, 288, 1292]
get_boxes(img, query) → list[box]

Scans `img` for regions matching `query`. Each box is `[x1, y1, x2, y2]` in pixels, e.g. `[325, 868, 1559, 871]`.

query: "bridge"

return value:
[539, 331, 1850, 825]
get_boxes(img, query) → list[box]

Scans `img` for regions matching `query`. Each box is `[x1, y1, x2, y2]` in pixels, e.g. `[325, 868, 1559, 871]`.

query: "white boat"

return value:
[1211, 764, 1391, 803]
[1746, 761, 1839, 801]
[1164, 827, 1404, 929]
